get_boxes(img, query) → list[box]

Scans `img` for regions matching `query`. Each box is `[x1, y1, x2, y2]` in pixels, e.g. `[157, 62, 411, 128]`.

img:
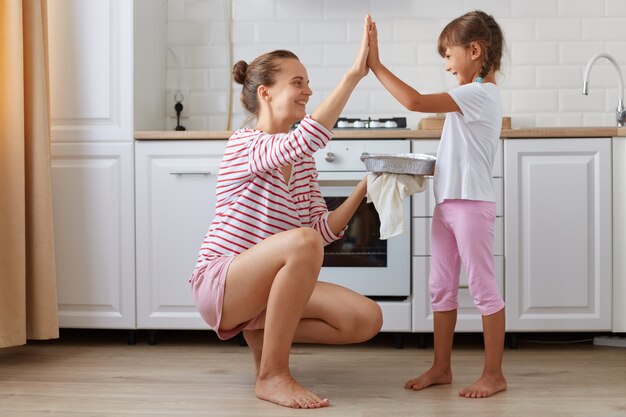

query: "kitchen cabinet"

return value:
[52, 143, 135, 328]
[410, 140, 505, 332]
[613, 137, 626, 332]
[48, 0, 135, 328]
[504, 138, 612, 331]
[135, 140, 226, 329]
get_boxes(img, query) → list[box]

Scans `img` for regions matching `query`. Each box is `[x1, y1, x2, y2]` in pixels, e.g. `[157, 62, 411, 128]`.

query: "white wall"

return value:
[148, 0, 626, 131]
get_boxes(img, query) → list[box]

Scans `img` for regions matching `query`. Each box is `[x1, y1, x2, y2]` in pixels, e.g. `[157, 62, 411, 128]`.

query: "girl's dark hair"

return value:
[232, 49, 299, 115]
[437, 10, 504, 79]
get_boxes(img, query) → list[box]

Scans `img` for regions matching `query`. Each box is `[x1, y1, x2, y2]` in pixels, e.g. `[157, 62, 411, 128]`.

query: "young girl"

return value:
[190, 17, 382, 409]
[367, 11, 507, 398]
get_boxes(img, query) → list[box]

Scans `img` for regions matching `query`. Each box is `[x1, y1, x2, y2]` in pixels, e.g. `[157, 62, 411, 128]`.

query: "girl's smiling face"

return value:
[264, 58, 313, 127]
[443, 43, 482, 85]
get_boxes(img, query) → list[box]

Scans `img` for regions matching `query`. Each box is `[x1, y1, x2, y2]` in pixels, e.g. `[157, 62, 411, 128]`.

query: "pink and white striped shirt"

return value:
[194, 115, 342, 272]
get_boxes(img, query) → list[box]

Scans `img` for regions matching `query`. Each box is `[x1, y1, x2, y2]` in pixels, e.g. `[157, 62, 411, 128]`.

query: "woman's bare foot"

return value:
[459, 373, 507, 398]
[256, 372, 329, 409]
[404, 367, 452, 390]
[242, 330, 264, 374]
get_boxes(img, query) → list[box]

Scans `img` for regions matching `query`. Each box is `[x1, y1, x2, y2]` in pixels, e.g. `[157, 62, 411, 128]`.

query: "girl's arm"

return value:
[310, 15, 370, 130]
[367, 20, 460, 114]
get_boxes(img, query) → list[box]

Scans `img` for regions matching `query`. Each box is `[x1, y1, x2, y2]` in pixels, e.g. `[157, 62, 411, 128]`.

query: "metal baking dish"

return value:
[360, 153, 436, 175]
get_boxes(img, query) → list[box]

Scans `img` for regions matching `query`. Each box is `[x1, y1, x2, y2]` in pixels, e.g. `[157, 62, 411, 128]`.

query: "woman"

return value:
[190, 16, 382, 409]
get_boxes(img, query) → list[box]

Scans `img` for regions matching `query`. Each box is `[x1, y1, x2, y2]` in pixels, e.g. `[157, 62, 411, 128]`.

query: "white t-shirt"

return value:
[433, 82, 502, 204]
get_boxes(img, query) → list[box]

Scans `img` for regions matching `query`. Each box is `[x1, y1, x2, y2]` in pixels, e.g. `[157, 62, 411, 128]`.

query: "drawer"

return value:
[412, 177, 503, 217]
[412, 216, 503, 256]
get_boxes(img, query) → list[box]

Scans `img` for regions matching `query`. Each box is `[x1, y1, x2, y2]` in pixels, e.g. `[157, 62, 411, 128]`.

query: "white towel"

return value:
[366, 173, 426, 240]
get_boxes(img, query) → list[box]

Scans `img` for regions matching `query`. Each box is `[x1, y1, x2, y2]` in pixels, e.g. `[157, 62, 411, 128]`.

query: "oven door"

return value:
[316, 171, 410, 297]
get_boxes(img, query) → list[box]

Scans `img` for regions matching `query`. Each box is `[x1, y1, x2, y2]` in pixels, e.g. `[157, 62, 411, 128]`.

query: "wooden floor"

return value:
[1, 330, 626, 417]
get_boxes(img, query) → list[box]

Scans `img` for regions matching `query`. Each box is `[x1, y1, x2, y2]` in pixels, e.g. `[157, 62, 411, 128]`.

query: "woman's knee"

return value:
[348, 298, 383, 342]
[285, 227, 324, 264]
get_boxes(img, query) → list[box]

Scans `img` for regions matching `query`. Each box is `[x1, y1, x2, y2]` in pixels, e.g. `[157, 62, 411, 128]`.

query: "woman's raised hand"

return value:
[366, 16, 381, 71]
[349, 15, 371, 79]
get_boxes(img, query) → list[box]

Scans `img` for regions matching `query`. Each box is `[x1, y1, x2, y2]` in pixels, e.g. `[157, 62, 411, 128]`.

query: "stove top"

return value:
[333, 117, 407, 129]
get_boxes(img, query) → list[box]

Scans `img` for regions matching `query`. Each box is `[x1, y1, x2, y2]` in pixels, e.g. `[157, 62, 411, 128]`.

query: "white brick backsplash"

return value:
[557, 0, 605, 17]
[167, 0, 185, 22]
[324, 44, 360, 66]
[232, 0, 276, 21]
[300, 22, 346, 43]
[150, 0, 626, 130]
[393, 20, 445, 42]
[512, 0, 558, 17]
[504, 66, 536, 89]
[322, 0, 370, 19]
[188, 91, 228, 114]
[255, 22, 299, 43]
[277, 0, 322, 20]
[185, 45, 229, 68]
[536, 66, 582, 89]
[583, 18, 626, 40]
[535, 112, 582, 127]
[511, 42, 558, 65]
[535, 19, 581, 41]
[559, 42, 605, 64]
[607, 0, 626, 16]
[499, 19, 535, 41]
[560, 89, 605, 112]
[185, 0, 224, 22]
[167, 22, 208, 45]
[511, 90, 558, 112]
[465, 0, 512, 17]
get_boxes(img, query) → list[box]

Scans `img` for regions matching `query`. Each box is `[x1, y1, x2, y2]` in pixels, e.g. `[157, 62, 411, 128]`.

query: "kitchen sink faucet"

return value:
[582, 53, 626, 126]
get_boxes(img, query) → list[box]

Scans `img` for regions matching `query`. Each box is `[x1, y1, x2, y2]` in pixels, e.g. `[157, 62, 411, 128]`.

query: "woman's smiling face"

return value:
[264, 58, 313, 126]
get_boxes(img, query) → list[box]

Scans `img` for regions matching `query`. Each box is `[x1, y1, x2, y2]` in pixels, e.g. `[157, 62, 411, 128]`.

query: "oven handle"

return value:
[317, 171, 366, 186]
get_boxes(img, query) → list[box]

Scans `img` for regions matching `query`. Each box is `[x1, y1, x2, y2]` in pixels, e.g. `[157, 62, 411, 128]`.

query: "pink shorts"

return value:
[190, 256, 265, 340]
[429, 199, 505, 316]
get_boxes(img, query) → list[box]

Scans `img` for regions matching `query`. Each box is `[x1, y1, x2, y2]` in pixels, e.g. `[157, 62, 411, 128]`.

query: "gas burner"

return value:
[334, 117, 407, 129]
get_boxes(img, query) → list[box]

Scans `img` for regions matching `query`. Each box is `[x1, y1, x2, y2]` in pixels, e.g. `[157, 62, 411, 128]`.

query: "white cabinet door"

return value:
[135, 141, 226, 329]
[613, 137, 626, 332]
[52, 143, 135, 328]
[48, 0, 133, 142]
[504, 138, 612, 331]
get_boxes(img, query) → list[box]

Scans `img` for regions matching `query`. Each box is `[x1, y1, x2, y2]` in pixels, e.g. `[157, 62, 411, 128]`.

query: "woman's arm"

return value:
[367, 19, 460, 114]
[326, 177, 367, 235]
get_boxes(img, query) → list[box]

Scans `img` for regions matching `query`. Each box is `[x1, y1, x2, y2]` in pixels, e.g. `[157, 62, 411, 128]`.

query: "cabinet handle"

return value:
[459, 284, 469, 289]
[169, 171, 212, 176]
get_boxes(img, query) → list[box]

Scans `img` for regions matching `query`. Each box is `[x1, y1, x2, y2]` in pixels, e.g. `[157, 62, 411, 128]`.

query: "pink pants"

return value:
[429, 199, 504, 316]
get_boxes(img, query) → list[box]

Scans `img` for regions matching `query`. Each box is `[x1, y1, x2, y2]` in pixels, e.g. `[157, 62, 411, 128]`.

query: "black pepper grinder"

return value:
[174, 91, 186, 131]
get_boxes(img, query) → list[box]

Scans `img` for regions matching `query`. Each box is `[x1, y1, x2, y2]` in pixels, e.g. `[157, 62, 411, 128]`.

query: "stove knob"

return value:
[337, 120, 350, 128]
[369, 121, 381, 128]
[384, 120, 398, 128]
[325, 152, 336, 162]
[353, 120, 365, 128]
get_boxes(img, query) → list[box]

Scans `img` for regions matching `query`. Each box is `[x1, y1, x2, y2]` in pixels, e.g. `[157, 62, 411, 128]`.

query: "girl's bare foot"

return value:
[242, 330, 264, 374]
[404, 367, 452, 390]
[255, 372, 329, 409]
[459, 373, 507, 398]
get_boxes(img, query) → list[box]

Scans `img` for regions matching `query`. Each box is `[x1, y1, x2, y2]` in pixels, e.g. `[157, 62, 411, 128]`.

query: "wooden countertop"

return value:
[135, 126, 626, 140]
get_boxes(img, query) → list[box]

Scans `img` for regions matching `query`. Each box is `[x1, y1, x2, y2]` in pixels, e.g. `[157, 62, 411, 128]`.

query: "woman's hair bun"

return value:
[232, 60, 248, 84]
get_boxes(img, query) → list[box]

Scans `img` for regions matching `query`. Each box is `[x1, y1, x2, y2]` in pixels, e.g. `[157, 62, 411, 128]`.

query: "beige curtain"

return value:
[0, 0, 58, 348]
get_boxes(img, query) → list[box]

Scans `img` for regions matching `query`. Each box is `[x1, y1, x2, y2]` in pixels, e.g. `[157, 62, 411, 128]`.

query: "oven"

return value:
[313, 139, 411, 298]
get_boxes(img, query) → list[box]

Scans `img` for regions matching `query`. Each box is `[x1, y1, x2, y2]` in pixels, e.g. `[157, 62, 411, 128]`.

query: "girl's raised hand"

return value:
[366, 17, 381, 70]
